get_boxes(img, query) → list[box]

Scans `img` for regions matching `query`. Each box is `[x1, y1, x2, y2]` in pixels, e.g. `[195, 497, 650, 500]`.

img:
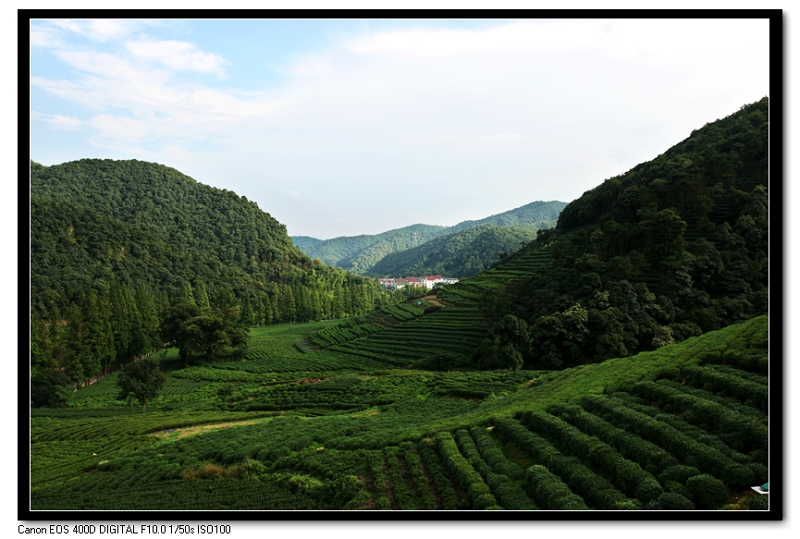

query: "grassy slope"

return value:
[29, 314, 769, 511]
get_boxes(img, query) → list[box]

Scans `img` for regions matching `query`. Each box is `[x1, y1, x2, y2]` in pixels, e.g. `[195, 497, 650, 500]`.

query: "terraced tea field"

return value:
[28, 312, 771, 513]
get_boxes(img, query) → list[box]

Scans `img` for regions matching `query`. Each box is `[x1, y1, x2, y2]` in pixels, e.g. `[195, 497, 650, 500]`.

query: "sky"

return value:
[27, 15, 772, 239]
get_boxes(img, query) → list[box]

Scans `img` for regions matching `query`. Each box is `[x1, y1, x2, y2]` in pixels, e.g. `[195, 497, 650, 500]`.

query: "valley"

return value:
[26, 98, 774, 515]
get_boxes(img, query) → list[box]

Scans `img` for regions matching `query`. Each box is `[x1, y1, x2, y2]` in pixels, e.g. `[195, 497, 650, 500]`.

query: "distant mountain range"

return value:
[292, 200, 568, 277]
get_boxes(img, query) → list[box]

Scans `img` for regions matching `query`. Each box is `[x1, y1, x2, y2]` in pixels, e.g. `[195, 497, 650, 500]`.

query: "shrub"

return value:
[722, 463, 756, 488]
[437, 432, 499, 509]
[469, 426, 525, 480]
[661, 480, 690, 499]
[236, 458, 267, 480]
[486, 473, 537, 510]
[525, 465, 588, 510]
[686, 474, 728, 509]
[634, 477, 665, 503]
[182, 462, 230, 480]
[646, 492, 695, 510]
[325, 475, 365, 508]
[747, 494, 769, 510]
[287, 473, 325, 491]
[659, 465, 701, 485]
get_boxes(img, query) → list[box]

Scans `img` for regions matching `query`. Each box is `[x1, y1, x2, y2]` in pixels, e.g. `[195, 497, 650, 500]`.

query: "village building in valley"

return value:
[377, 275, 459, 291]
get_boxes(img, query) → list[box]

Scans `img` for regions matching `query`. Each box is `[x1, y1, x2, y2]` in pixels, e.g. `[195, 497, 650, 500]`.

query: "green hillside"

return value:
[29, 315, 769, 511]
[366, 224, 538, 278]
[30, 159, 392, 383]
[292, 224, 449, 273]
[448, 200, 567, 233]
[291, 201, 566, 275]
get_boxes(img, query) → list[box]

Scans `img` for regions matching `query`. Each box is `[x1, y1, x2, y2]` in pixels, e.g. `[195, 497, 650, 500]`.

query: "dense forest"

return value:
[468, 97, 769, 370]
[30, 159, 393, 386]
[292, 200, 566, 275]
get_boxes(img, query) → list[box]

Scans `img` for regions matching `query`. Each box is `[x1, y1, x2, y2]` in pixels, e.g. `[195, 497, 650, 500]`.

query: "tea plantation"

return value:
[29, 313, 770, 512]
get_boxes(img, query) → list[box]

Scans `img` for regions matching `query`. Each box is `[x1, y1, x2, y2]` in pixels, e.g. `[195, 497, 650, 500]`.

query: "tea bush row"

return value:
[629, 380, 767, 453]
[681, 364, 768, 412]
[519, 411, 663, 504]
[579, 394, 758, 487]
[417, 442, 463, 509]
[468, 426, 525, 481]
[365, 450, 392, 509]
[436, 431, 500, 510]
[401, 444, 438, 509]
[492, 417, 636, 510]
[524, 465, 588, 510]
[453, 429, 535, 510]
[383, 446, 418, 509]
[547, 403, 679, 476]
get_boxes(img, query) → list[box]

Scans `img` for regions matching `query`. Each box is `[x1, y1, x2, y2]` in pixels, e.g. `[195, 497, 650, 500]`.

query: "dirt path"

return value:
[150, 418, 266, 441]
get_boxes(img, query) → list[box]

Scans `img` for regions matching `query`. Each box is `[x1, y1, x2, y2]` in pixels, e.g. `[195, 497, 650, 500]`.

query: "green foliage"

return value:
[31, 159, 392, 378]
[162, 300, 249, 362]
[116, 357, 167, 412]
[31, 369, 73, 408]
[686, 474, 729, 509]
[294, 224, 449, 274]
[29, 316, 770, 511]
[646, 492, 695, 510]
[747, 494, 769, 510]
[436, 431, 499, 509]
[525, 465, 588, 510]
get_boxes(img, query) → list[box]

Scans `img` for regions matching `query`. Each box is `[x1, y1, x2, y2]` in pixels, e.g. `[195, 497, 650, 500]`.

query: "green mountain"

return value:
[293, 224, 449, 274]
[292, 200, 567, 275]
[448, 200, 568, 233]
[367, 223, 538, 278]
[30, 159, 391, 379]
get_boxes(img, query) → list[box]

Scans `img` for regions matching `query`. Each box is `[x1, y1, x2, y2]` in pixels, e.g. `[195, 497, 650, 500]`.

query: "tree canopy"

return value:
[116, 356, 167, 413]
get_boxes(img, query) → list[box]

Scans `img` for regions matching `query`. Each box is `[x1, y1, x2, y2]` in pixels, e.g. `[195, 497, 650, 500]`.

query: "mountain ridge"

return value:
[292, 200, 567, 275]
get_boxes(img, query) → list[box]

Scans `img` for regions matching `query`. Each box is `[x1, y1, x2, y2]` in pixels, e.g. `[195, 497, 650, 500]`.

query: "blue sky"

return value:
[28, 16, 771, 239]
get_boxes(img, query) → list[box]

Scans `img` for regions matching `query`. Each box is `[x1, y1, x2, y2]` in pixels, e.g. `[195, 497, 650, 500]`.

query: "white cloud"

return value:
[50, 114, 82, 130]
[89, 114, 149, 143]
[46, 19, 143, 42]
[29, 17, 771, 238]
[54, 49, 138, 79]
[125, 39, 227, 76]
[344, 20, 602, 57]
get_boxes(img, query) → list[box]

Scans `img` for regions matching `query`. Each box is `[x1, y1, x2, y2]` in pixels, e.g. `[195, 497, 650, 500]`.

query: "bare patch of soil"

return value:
[150, 419, 260, 440]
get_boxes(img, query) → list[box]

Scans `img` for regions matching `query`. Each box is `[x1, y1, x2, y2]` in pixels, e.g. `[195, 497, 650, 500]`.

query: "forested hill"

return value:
[448, 200, 568, 233]
[292, 200, 566, 274]
[466, 97, 769, 370]
[30, 159, 391, 379]
[31, 159, 308, 298]
[366, 224, 538, 278]
[293, 224, 448, 274]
